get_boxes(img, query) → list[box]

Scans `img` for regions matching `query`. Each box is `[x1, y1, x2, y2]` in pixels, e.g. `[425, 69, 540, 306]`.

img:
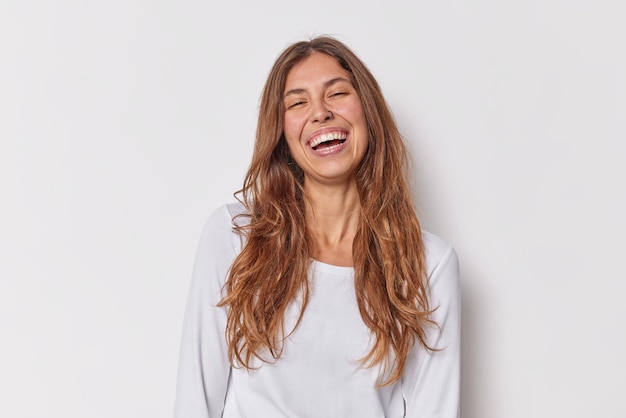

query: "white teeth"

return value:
[309, 131, 347, 148]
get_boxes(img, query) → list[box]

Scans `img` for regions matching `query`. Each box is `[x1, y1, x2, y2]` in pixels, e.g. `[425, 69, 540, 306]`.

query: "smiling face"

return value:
[282, 52, 368, 188]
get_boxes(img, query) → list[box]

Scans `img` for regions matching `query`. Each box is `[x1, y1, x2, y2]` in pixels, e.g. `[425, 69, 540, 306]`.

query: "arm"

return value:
[173, 206, 238, 418]
[402, 241, 461, 418]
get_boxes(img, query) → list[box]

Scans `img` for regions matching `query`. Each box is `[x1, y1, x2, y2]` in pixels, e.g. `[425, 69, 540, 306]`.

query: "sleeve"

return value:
[402, 243, 461, 418]
[173, 205, 239, 418]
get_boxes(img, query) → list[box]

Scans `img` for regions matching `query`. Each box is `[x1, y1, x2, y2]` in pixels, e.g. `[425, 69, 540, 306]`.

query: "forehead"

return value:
[284, 53, 351, 91]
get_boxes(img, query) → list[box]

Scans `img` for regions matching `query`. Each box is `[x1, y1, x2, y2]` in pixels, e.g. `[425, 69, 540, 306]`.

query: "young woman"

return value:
[174, 36, 460, 418]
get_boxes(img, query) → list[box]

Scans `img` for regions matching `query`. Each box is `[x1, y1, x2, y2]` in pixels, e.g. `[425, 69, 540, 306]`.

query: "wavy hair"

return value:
[218, 36, 435, 385]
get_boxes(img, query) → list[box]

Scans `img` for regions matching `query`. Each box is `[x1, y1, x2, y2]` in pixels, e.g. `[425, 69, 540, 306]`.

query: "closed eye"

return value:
[287, 100, 306, 109]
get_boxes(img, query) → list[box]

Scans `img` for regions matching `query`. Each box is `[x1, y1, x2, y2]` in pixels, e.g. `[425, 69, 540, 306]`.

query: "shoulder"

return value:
[197, 202, 250, 257]
[225, 201, 249, 222]
[202, 201, 249, 231]
[421, 230, 460, 288]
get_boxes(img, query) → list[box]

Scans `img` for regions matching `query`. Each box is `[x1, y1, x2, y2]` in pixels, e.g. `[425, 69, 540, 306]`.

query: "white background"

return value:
[1, 1, 624, 417]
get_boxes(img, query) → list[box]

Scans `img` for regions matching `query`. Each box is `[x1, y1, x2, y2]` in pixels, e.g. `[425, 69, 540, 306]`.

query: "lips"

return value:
[307, 130, 348, 151]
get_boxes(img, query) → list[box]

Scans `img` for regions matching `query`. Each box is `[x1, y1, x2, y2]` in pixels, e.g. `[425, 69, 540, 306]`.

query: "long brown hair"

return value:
[218, 36, 435, 385]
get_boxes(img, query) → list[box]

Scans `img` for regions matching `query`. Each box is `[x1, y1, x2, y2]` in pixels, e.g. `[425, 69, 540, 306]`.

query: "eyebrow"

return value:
[283, 77, 352, 98]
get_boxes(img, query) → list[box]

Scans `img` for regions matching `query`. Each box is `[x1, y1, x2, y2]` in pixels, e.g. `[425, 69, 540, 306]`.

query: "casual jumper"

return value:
[174, 202, 461, 418]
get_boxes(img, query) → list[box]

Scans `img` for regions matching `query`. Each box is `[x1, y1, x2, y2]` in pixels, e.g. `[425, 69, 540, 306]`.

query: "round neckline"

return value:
[311, 259, 355, 276]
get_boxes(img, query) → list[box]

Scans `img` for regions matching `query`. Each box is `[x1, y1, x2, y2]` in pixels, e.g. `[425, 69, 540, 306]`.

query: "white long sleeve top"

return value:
[174, 203, 461, 418]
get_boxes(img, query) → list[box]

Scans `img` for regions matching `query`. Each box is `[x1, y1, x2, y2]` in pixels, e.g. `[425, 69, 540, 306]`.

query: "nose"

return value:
[310, 103, 334, 123]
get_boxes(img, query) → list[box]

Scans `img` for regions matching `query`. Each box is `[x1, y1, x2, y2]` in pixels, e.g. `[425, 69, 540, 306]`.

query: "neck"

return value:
[303, 179, 361, 266]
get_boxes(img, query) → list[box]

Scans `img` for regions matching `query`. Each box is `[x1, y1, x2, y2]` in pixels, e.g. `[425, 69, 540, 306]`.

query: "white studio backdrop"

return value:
[1, 1, 624, 417]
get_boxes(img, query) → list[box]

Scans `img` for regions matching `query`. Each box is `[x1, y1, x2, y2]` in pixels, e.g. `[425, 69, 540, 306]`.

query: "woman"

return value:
[174, 36, 460, 418]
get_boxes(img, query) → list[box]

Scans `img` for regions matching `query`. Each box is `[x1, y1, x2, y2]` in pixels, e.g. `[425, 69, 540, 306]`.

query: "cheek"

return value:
[336, 100, 366, 125]
[283, 117, 312, 160]
[283, 114, 303, 143]
[282, 120, 302, 158]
